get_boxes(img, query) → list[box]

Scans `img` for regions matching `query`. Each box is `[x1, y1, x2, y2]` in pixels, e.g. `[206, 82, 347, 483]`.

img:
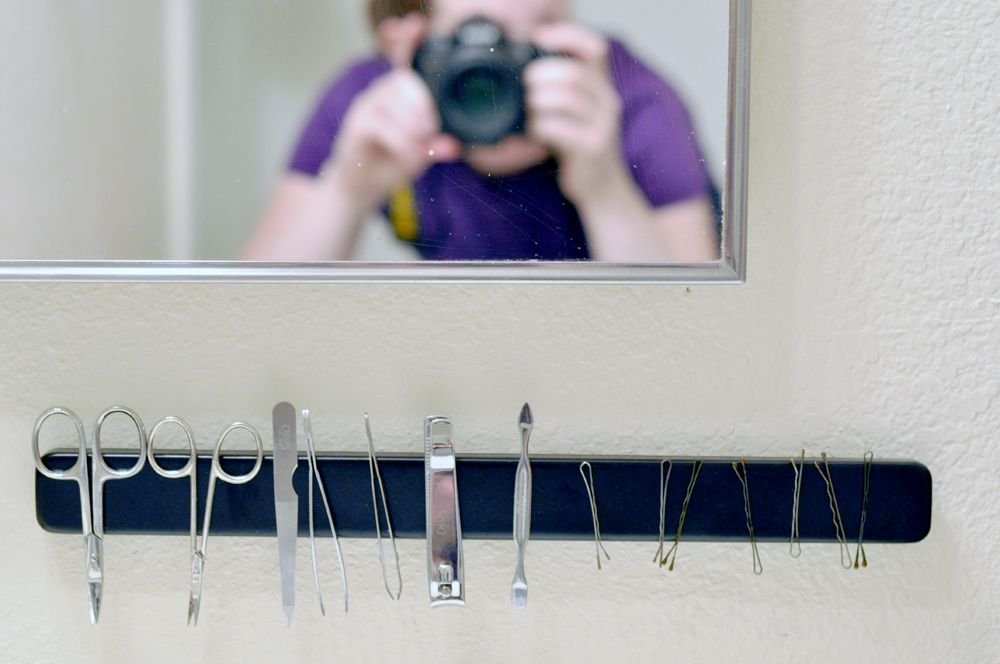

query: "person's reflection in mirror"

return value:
[243, 0, 720, 262]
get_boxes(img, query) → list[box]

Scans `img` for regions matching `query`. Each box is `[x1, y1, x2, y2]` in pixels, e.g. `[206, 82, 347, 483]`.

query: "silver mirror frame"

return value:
[0, 0, 749, 284]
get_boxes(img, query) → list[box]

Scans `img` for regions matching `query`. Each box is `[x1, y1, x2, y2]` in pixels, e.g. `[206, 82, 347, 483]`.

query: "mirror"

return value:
[0, 1, 748, 281]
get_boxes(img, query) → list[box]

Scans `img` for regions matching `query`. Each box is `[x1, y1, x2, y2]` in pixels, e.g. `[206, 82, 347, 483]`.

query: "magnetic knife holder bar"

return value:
[36, 453, 932, 542]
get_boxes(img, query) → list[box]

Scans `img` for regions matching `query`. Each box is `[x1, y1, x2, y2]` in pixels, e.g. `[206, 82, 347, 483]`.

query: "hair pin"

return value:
[653, 460, 673, 565]
[790, 450, 805, 558]
[579, 461, 610, 570]
[660, 460, 703, 571]
[814, 452, 852, 569]
[854, 451, 873, 569]
[732, 458, 763, 575]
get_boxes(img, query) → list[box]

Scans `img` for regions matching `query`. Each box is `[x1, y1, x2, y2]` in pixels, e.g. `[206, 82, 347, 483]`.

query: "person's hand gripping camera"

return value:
[327, 15, 629, 217]
[524, 23, 626, 208]
[325, 12, 461, 216]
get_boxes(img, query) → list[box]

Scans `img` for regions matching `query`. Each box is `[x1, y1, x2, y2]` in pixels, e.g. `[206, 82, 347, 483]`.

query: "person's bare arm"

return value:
[557, 145, 719, 262]
[242, 171, 370, 260]
[575, 171, 719, 261]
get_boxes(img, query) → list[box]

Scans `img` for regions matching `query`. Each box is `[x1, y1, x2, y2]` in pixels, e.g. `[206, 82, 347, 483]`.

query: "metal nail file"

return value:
[272, 402, 298, 626]
[425, 416, 465, 607]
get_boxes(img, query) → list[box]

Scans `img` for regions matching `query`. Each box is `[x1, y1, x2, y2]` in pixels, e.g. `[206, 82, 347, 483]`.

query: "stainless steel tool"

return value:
[425, 416, 465, 607]
[272, 402, 299, 626]
[511, 403, 533, 608]
[32, 406, 149, 624]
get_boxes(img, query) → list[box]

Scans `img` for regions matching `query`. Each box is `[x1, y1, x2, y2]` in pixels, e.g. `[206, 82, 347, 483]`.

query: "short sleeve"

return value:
[608, 40, 713, 207]
[288, 57, 392, 177]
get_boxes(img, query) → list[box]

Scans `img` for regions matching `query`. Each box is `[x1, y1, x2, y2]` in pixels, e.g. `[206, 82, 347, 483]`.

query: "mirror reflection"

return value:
[2, 1, 729, 263]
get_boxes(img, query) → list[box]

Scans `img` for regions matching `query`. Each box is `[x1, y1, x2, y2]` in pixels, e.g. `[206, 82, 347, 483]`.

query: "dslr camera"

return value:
[413, 16, 549, 146]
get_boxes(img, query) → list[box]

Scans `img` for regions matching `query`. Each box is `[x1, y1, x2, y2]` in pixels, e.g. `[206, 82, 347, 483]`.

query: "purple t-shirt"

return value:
[289, 39, 711, 260]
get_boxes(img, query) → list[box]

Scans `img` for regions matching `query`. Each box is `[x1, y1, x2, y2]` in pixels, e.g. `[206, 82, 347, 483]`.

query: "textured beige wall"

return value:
[1, 1, 998, 663]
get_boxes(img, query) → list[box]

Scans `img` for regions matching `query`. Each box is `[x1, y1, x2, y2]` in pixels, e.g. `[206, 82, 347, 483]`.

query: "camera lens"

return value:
[442, 63, 522, 144]
[450, 66, 515, 116]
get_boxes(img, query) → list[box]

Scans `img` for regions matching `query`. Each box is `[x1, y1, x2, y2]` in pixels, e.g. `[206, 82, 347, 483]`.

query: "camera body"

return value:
[413, 16, 546, 146]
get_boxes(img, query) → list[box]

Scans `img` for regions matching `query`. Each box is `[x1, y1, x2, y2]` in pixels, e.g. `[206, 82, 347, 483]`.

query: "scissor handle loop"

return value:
[212, 422, 263, 485]
[93, 405, 148, 479]
[32, 407, 87, 480]
[147, 416, 197, 478]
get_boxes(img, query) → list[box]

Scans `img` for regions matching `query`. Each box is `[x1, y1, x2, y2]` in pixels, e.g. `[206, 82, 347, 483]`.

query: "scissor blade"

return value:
[88, 582, 101, 625]
[188, 553, 205, 626]
[187, 593, 200, 626]
[85, 534, 103, 624]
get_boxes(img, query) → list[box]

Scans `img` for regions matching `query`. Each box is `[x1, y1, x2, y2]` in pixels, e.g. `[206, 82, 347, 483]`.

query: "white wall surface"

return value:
[0, 1, 998, 663]
[0, 1, 166, 259]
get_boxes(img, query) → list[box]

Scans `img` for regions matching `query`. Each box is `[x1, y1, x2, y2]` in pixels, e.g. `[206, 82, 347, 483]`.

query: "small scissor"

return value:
[32, 406, 149, 624]
[147, 418, 263, 626]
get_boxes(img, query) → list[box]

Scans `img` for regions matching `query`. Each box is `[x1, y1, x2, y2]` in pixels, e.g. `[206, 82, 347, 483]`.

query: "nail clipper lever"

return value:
[425, 416, 465, 607]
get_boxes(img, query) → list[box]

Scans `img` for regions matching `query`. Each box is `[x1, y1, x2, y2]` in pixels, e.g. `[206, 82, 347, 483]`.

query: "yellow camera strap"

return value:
[388, 186, 420, 242]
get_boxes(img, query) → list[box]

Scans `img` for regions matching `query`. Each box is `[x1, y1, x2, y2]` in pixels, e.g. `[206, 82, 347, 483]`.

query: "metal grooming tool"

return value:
[302, 410, 348, 615]
[732, 458, 763, 575]
[653, 460, 673, 565]
[815, 452, 853, 570]
[660, 460, 703, 571]
[789, 450, 805, 558]
[32, 406, 148, 624]
[425, 416, 465, 607]
[579, 461, 610, 570]
[188, 422, 264, 626]
[365, 413, 402, 600]
[272, 402, 299, 625]
[854, 451, 874, 569]
[147, 417, 198, 618]
[511, 403, 533, 608]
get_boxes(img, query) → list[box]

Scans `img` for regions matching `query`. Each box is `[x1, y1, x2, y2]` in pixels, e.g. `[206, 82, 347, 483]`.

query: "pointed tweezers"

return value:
[302, 410, 348, 614]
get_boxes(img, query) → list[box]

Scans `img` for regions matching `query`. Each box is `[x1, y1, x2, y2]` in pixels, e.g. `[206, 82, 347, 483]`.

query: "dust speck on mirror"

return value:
[2, 1, 728, 265]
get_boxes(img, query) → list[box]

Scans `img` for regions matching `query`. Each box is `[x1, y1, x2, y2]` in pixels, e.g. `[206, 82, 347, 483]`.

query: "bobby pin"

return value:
[579, 462, 610, 570]
[660, 460, 703, 571]
[854, 451, 873, 569]
[789, 450, 805, 558]
[732, 458, 763, 575]
[653, 460, 673, 565]
[814, 452, 852, 569]
[365, 413, 403, 600]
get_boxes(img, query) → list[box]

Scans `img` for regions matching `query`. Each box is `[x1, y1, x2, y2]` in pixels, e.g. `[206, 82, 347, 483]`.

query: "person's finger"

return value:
[531, 22, 609, 70]
[380, 69, 435, 112]
[357, 104, 427, 172]
[524, 59, 590, 93]
[360, 70, 440, 149]
[528, 94, 592, 127]
[526, 71, 603, 114]
[528, 115, 586, 154]
[424, 134, 462, 163]
[529, 102, 620, 157]
[381, 90, 437, 141]
[388, 70, 440, 130]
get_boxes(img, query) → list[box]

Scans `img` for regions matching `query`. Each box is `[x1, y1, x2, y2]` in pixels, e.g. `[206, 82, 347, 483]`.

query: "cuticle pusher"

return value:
[511, 403, 533, 608]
